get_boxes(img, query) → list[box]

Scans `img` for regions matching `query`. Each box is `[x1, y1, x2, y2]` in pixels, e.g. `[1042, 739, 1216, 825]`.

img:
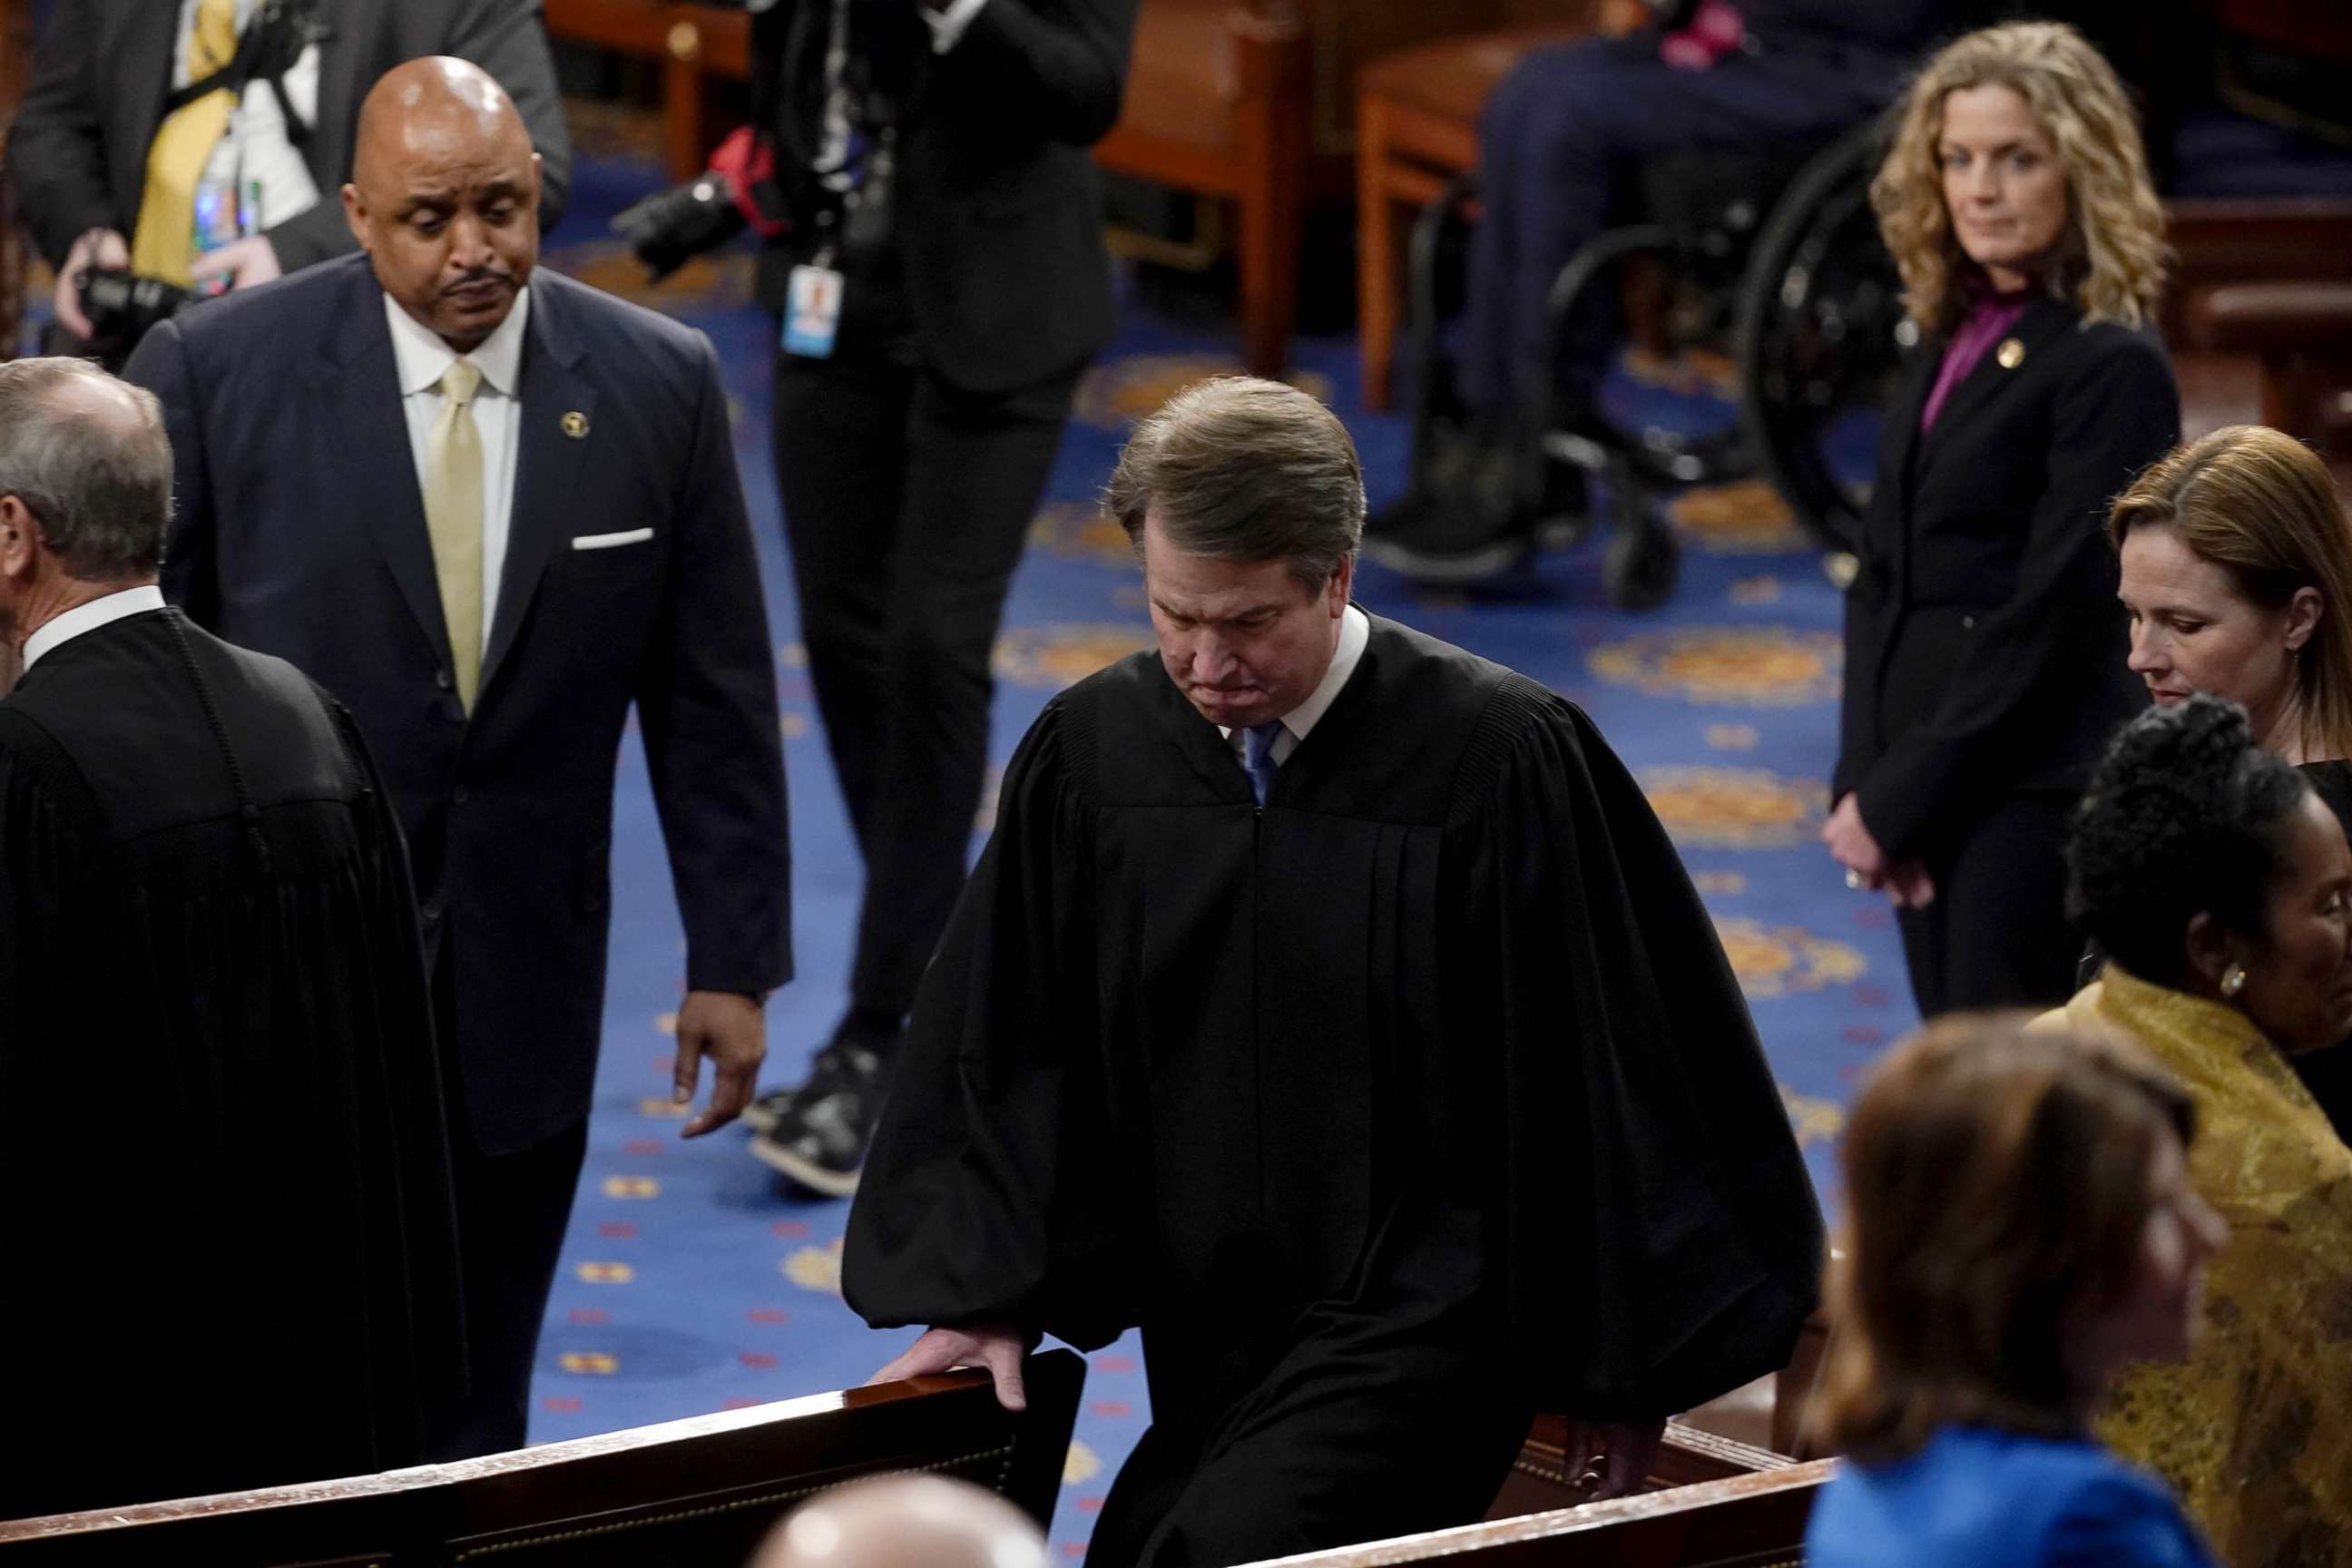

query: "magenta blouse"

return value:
[1919, 291, 2034, 433]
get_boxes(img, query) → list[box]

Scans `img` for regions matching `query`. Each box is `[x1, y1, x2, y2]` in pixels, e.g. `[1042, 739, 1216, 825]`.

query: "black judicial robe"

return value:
[845, 615, 1822, 1542]
[0, 609, 465, 1518]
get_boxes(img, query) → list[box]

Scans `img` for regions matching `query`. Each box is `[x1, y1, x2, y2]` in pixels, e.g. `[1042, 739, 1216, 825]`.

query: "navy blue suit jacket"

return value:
[128, 253, 793, 1153]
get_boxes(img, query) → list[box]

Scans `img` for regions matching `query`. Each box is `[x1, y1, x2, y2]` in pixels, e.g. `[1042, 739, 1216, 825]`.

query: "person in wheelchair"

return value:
[1365, 0, 1969, 582]
[1822, 21, 2178, 1018]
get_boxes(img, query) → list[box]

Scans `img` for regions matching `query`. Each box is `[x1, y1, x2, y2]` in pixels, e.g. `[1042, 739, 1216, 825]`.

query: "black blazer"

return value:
[6, 0, 572, 274]
[1834, 296, 2179, 861]
[126, 255, 793, 1154]
[750, 0, 1140, 394]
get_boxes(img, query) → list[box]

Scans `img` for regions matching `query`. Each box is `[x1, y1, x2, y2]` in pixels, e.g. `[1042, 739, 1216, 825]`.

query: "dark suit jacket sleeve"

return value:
[1854, 329, 2178, 858]
[934, 0, 1139, 146]
[262, 0, 573, 270]
[5, 3, 126, 268]
[637, 334, 793, 996]
[123, 319, 222, 630]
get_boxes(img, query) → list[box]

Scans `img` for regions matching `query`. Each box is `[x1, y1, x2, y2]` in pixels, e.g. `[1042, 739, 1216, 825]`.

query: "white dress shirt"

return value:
[23, 584, 168, 670]
[924, 0, 992, 51]
[176, 0, 322, 233]
[385, 289, 532, 664]
[1220, 603, 1371, 768]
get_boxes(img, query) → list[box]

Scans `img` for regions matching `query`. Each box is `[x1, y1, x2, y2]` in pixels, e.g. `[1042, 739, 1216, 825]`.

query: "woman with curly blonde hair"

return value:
[1826, 21, 2181, 1020]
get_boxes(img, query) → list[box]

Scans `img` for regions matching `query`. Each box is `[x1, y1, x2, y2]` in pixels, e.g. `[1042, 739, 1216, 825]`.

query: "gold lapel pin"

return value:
[1995, 338, 2026, 370]
[561, 410, 590, 439]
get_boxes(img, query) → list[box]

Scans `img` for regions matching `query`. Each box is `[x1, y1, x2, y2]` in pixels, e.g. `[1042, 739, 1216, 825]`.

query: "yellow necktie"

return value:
[131, 0, 240, 287]
[426, 360, 486, 710]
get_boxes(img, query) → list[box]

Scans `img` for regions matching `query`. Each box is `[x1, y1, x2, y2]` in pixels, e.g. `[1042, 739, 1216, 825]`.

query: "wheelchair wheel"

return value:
[1734, 121, 1910, 555]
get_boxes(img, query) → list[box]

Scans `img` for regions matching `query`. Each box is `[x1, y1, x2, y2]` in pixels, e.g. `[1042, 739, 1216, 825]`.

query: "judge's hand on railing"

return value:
[868, 1323, 1031, 1412]
[1563, 1416, 1669, 1502]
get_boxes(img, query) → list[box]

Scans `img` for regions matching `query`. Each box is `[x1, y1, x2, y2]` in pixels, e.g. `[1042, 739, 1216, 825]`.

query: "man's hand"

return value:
[672, 989, 766, 1137]
[1821, 792, 1888, 886]
[867, 1324, 1029, 1411]
[53, 228, 128, 340]
[187, 234, 282, 294]
[1563, 1416, 1667, 1502]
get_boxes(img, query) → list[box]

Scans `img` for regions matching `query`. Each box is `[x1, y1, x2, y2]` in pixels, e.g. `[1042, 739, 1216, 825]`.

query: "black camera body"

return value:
[75, 268, 197, 354]
[612, 124, 802, 281]
[612, 175, 758, 280]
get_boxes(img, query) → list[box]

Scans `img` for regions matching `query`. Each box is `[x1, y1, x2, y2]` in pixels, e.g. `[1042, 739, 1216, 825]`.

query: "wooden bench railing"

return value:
[1250, 1458, 1834, 1568]
[0, 1349, 1083, 1566]
[1489, 1418, 1792, 1523]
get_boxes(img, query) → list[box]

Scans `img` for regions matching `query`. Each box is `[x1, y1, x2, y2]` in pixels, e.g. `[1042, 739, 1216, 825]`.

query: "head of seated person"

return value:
[1802, 1016, 2228, 1566]
[2067, 692, 2352, 1055]
[1873, 21, 2165, 334]
[750, 1475, 1048, 1568]
[2111, 426, 2352, 768]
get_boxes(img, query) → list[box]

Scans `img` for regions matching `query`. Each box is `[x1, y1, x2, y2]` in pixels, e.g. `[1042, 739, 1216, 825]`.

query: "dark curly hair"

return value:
[2066, 693, 2312, 987]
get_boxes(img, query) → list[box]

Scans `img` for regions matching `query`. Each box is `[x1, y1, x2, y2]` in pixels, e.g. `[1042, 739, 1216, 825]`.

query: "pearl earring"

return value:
[2220, 963, 2248, 999]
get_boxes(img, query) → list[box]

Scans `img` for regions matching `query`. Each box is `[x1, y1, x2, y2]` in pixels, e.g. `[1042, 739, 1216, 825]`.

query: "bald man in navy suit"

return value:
[128, 58, 792, 1457]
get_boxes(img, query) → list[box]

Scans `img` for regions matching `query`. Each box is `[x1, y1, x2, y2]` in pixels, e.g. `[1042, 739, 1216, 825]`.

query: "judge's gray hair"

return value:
[1105, 377, 1365, 593]
[0, 356, 172, 583]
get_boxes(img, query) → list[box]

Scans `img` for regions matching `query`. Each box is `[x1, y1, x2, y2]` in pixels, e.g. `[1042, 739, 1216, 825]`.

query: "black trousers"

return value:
[770, 336, 1080, 1018]
[1895, 794, 2079, 1020]
[1085, 1210, 1534, 1567]
[426, 955, 588, 1460]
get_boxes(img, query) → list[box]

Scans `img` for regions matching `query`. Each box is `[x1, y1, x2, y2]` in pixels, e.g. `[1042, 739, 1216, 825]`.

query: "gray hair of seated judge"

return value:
[0, 357, 172, 583]
[750, 1475, 1049, 1568]
[1105, 376, 1366, 594]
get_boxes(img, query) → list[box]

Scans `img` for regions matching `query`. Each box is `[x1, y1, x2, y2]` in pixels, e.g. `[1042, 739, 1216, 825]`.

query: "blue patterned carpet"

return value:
[524, 108, 1914, 1558]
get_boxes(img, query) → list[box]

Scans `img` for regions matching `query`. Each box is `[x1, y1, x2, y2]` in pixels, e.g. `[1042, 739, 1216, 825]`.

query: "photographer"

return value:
[674, 0, 1137, 1191]
[7, 0, 570, 362]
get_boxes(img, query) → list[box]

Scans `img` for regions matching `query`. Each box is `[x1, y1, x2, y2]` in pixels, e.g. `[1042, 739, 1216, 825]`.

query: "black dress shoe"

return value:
[750, 1034, 893, 1198]
[1362, 484, 1534, 583]
[1365, 418, 1550, 583]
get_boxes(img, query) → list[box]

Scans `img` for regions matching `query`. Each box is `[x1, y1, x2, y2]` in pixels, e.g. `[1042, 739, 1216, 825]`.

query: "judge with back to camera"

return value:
[125, 57, 793, 1461]
[0, 358, 464, 1516]
[844, 377, 1823, 1567]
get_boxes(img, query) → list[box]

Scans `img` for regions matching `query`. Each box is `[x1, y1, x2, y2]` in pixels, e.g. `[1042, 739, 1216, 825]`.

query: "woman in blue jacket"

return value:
[1805, 1014, 2224, 1567]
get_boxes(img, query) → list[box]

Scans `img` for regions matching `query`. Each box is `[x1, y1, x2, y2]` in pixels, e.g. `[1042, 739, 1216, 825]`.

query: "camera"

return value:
[612, 126, 794, 280]
[75, 268, 196, 354]
[613, 175, 754, 280]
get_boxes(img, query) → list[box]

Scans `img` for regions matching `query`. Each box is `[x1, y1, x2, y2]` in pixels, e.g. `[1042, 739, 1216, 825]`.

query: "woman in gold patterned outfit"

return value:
[2043, 692, 2352, 1565]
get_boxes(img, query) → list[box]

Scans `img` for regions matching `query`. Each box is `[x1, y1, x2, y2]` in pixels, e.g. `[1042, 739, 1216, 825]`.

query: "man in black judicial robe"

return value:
[0, 358, 463, 1518]
[844, 377, 1824, 1565]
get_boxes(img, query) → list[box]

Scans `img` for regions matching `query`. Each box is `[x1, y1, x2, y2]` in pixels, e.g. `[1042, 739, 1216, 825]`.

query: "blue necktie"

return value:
[1240, 720, 1284, 806]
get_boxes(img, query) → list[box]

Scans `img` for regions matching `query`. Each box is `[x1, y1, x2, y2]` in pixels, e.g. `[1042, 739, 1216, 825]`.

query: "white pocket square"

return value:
[572, 527, 655, 551]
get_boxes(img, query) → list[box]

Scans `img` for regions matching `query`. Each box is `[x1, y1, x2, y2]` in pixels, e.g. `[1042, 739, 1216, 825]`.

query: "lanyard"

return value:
[814, 0, 855, 191]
